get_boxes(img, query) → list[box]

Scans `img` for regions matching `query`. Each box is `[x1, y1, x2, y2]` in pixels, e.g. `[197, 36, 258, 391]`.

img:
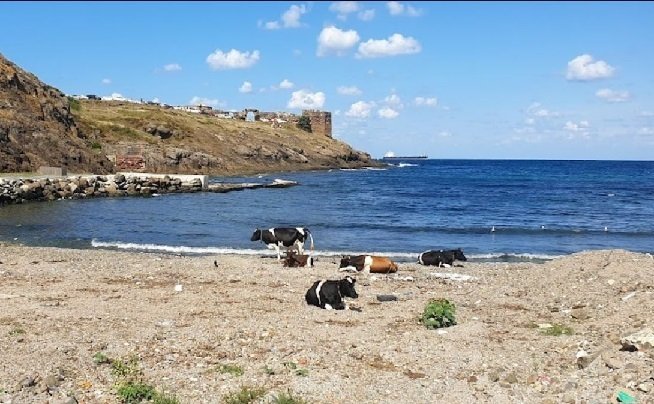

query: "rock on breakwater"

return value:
[0, 174, 297, 205]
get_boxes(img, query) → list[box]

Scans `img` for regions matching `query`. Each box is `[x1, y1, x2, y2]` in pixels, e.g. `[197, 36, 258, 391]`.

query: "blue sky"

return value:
[2, 1, 653, 160]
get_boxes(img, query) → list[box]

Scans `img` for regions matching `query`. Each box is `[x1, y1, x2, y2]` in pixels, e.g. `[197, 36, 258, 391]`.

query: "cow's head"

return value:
[454, 248, 467, 261]
[339, 276, 358, 298]
[390, 260, 399, 271]
[339, 256, 352, 268]
[250, 229, 262, 241]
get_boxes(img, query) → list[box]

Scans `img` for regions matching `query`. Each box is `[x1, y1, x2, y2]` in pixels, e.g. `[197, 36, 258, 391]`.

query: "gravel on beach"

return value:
[1, 245, 653, 403]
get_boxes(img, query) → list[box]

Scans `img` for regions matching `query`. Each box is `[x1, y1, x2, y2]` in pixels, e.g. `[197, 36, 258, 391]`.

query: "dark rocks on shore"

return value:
[0, 175, 298, 206]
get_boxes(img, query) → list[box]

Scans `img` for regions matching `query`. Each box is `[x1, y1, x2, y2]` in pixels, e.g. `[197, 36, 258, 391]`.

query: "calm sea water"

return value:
[1, 160, 653, 262]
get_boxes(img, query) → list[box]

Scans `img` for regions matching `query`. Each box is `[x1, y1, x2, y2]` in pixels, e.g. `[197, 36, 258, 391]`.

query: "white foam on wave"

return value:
[398, 163, 418, 168]
[91, 240, 560, 261]
[91, 239, 265, 255]
[469, 252, 561, 261]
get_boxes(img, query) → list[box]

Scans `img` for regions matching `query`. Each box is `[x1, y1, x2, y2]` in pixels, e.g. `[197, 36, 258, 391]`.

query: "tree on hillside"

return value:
[297, 115, 312, 133]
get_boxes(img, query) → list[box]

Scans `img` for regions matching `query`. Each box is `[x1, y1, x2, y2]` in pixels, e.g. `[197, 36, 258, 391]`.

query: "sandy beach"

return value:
[1, 245, 653, 403]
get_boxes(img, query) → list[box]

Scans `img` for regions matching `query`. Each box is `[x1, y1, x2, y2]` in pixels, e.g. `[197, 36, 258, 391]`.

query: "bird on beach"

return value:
[541, 225, 546, 230]
[490, 226, 495, 233]
[604, 226, 608, 232]
[214, 260, 218, 268]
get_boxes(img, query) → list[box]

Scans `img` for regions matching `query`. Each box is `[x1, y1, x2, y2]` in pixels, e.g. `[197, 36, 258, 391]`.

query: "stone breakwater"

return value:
[0, 174, 297, 206]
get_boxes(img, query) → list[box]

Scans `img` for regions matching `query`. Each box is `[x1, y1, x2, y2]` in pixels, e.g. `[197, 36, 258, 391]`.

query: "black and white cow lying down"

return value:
[251, 227, 314, 260]
[305, 276, 358, 310]
[418, 248, 467, 267]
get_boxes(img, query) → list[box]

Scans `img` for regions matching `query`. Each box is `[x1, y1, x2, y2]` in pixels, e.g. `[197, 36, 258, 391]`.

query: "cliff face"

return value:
[0, 53, 377, 175]
[0, 54, 113, 174]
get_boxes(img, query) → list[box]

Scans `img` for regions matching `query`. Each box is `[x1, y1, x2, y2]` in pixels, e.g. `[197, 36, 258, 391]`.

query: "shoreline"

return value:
[1, 245, 652, 403]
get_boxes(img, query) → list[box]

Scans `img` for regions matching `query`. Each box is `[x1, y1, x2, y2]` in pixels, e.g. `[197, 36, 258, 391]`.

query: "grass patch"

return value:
[116, 381, 156, 403]
[272, 390, 309, 404]
[93, 352, 111, 365]
[217, 363, 244, 377]
[8, 327, 25, 336]
[420, 298, 457, 329]
[68, 97, 81, 112]
[223, 385, 266, 404]
[90, 141, 102, 150]
[540, 323, 574, 336]
[111, 356, 141, 378]
[282, 362, 308, 377]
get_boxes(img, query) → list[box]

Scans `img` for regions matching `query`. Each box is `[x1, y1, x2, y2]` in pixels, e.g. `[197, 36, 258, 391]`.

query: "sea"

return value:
[1, 159, 653, 262]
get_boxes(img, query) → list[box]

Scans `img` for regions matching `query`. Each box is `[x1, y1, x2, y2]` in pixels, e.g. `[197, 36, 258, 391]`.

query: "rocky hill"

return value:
[0, 53, 377, 176]
[0, 54, 113, 174]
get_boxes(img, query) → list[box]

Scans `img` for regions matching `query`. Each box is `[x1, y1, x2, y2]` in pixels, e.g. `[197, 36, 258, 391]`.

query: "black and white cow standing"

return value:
[305, 276, 358, 310]
[418, 248, 467, 267]
[250, 227, 314, 260]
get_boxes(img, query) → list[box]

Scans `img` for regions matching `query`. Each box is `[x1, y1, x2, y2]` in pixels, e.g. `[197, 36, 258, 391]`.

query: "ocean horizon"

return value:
[1, 159, 653, 262]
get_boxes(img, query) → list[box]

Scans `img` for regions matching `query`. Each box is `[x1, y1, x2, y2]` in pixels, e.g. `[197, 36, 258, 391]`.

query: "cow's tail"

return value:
[306, 228, 314, 253]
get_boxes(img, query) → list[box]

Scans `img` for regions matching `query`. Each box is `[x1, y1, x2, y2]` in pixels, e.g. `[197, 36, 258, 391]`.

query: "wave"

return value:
[90, 240, 558, 262]
[398, 163, 418, 168]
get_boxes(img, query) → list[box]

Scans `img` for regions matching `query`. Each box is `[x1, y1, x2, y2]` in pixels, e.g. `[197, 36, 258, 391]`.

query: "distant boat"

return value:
[382, 155, 428, 161]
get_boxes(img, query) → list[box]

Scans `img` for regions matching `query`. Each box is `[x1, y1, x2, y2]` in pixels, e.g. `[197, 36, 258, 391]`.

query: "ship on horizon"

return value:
[382, 151, 428, 160]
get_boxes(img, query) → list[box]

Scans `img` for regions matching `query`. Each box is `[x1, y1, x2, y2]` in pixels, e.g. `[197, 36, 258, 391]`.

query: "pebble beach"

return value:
[1, 245, 653, 403]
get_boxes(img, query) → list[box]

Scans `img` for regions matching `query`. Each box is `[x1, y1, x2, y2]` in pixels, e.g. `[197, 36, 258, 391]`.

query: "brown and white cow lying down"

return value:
[283, 251, 314, 268]
[339, 255, 398, 274]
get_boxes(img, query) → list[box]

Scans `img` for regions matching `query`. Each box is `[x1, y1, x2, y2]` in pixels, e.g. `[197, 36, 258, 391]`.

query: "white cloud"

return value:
[346, 101, 374, 118]
[329, 1, 359, 19]
[317, 26, 360, 56]
[438, 131, 452, 137]
[358, 9, 375, 21]
[566, 54, 615, 81]
[384, 94, 403, 109]
[527, 102, 559, 118]
[239, 81, 253, 93]
[378, 107, 399, 119]
[414, 96, 437, 107]
[189, 96, 224, 107]
[564, 120, 590, 134]
[206, 49, 260, 70]
[356, 33, 421, 58]
[279, 79, 294, 89]
[387, 1, 422, 16]
[638, 127, 654, 135]
[261, 4, 307, 29]
[640, 111, 654, 117]
[596, 88, 630, 103]
[287, 89, 326, 109]
[337, 86, 362, 96]
[101, 78, 111, 85]
[163, 63, 182, 72]
[152, 97, 160, 103]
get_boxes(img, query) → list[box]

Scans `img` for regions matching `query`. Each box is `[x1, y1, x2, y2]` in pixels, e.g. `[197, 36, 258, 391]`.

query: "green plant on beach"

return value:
[263, 365, 276, 375]
[540, 323, 574, 336]
[93, 352, 111, 365]
[111, 356, 141, 378]
[272, 390, 309, 404]
[217, 363, 244, 377]
[223, 385, 267, 404]
[116, 381, 156, 403]
[8, 327, 25, 336]
[421, 298, 457, 329]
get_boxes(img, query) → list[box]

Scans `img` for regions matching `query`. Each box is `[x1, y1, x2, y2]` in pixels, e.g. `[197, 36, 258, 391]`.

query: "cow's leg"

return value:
[275, 243, 282, 261]
[324, 304, 333, 310]
[333, 300, 346, 310]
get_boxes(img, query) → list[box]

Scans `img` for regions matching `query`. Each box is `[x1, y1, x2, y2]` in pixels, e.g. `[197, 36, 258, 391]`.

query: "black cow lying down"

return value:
[305, 276, 358, 310]
[283, 251, 314, 268]
[251, 227, 314, 260]
[418, 248, 467, 267]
